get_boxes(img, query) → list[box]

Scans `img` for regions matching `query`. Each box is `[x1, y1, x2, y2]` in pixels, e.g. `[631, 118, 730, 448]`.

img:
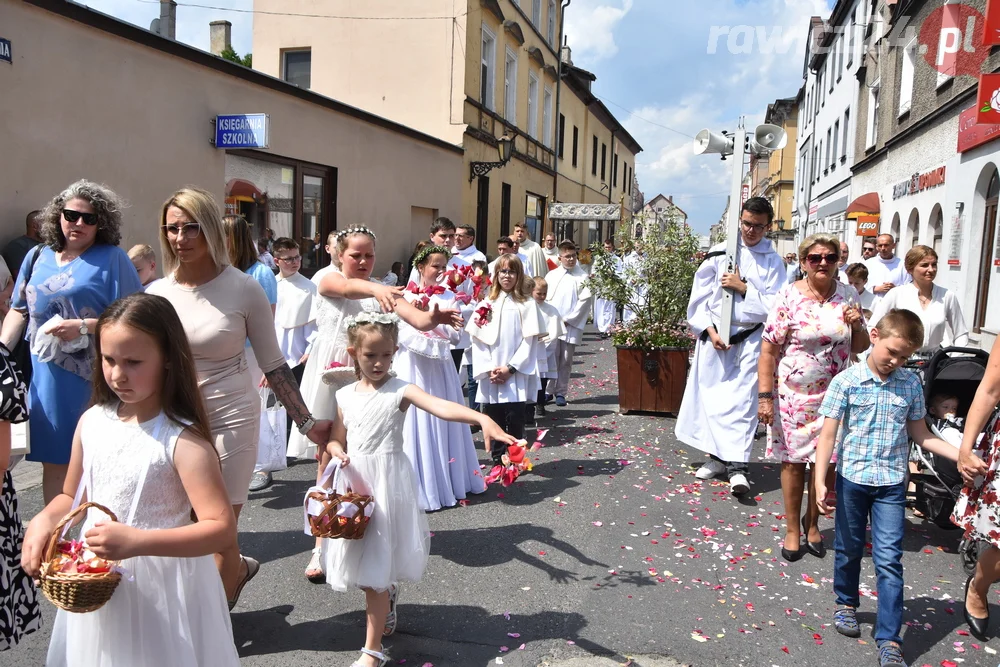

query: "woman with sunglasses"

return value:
[0, 180, 143, 503]
[147, 188, 331, 609]
[869, 245, 968, 356]
[758, 234, 869, 562]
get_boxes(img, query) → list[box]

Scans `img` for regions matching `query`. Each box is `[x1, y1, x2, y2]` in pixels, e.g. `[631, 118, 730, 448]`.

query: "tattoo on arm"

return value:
[264, 363, 311, 426]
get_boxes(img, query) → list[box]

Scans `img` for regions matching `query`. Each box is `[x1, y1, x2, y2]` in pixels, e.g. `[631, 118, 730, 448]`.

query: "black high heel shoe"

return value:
[802, 517, 825, 558]
[964, 574, 990, 640]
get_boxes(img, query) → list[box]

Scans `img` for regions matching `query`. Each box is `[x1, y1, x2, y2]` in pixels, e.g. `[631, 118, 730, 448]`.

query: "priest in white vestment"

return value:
[675, 198, 787, 497]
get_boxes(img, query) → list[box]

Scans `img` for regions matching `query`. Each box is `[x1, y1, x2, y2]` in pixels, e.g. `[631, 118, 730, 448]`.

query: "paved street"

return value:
[7, 331, 997, 667]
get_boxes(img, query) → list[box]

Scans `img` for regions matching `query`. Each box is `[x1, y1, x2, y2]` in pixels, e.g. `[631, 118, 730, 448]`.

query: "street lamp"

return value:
[470, 132, 516, 182]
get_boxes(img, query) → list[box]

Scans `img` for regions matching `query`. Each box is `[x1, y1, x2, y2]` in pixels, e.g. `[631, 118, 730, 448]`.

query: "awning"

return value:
[225, 178, 263, 200]
[846, 192, 881, 219]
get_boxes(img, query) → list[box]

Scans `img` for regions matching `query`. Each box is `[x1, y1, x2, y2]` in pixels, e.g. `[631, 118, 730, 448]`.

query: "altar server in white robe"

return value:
[622, 245, 647, 323]
[675, 197, 787, 497]
[468, 255, 545, 465]
[513, 222, 548, 278]
[593, 238, 622, 336]
[529, 276, 565, 421]
[545, 241, 594, 407]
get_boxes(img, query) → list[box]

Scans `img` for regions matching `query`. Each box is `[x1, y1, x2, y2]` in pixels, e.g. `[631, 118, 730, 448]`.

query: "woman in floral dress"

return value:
[758, 234, 869, 562]
[954, 334, 1000, 639]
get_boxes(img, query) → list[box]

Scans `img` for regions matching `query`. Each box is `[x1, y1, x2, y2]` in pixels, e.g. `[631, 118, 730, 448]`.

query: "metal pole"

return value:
[718, 121, 747, 346]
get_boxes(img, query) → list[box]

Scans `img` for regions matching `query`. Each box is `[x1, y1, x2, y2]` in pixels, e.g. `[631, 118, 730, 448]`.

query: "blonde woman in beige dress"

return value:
[147, 188, 332, 608]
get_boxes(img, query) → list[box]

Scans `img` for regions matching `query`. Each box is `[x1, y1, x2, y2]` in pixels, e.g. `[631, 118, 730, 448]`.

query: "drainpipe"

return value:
[551, 0, 572, 235]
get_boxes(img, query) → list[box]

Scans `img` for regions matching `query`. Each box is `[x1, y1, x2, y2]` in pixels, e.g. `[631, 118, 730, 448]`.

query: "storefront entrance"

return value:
[974, 170, 999, 333]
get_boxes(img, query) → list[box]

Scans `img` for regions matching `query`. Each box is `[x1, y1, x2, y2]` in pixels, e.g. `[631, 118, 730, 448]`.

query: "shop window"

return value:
[282, 49, 311, 89]
[224, 151, 336, 276]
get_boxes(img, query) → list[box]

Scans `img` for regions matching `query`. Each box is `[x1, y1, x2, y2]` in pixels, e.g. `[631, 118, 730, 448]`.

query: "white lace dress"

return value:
[287, 269, 380, 459]
[46, 405, 239, 667]
[394, 291, 486, 511]
[322, 378, 430, 592]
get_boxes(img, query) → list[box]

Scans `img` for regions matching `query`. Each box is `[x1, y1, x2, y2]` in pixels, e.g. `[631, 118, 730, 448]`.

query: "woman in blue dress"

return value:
[222, 214, 278, 493]
[0, 180, 142, 502]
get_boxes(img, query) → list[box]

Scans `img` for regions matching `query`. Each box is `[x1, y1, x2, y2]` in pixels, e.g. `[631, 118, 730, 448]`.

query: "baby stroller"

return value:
[908, 347, 991, 575]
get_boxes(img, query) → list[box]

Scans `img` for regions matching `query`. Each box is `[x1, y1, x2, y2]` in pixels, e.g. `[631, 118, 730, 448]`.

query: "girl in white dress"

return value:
[289, 228, 464, 580]
[21, 293, 239, 667]
[395, 245, 486, 511]
[321, 313, 514, 667]
[468, 255, 546, 465]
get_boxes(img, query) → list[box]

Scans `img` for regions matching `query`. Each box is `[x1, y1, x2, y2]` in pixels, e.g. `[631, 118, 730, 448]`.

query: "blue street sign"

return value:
[214, 114, 269, 149]
[0, 38, 11, 65]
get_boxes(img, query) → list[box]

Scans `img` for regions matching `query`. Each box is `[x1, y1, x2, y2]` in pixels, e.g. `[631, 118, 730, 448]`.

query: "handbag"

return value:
[255, 388, 288, 473]
[11, 244, 43, 388]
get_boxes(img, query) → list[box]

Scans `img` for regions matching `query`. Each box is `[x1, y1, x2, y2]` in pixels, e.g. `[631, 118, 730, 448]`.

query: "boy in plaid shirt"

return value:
[814, 309, 958, 667]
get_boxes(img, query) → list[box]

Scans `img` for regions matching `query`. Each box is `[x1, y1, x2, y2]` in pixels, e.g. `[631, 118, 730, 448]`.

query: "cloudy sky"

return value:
[78, 0, 834, 235]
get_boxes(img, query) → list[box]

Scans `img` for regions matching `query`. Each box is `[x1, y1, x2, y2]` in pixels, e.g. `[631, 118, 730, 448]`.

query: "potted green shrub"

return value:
[588, 211, 699, 414]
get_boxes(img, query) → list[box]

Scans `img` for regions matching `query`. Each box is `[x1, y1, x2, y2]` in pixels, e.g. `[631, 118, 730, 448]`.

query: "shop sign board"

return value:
[0, 38, 10, 65]
[976, 73, 1000, 125]
[959, 105, 1000, 152]
[985, 0, 1000, 46]
[214, 114, 269, 149]
[892, 167, 947, 200]
[949, 213, 964, 266]
[855, 216, 880, 237]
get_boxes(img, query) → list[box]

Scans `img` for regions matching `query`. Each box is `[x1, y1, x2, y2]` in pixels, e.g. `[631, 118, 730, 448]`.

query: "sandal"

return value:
[227, 555, 260, 611]
[305, 547, 325, 583]
[350, 646, 389, 667]
[383, 584, 399, 636]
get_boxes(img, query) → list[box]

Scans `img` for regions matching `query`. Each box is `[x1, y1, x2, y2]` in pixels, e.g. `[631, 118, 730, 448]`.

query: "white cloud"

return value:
[563, 0, 634, 64]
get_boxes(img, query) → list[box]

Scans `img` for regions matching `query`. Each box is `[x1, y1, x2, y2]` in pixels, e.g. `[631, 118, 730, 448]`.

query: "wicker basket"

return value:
[38, 502, 122, 613]
[306, 488, 374, 540]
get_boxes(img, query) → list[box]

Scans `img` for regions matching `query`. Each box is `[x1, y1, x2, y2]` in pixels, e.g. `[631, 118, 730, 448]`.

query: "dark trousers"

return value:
[709, 454, 749, 479]
[285, 363, 306, 438]
[483, 402, 525, 464]
[450, 348, 464, 373]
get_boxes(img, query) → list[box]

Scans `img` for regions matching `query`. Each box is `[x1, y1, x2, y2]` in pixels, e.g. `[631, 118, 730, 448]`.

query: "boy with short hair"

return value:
[128, 244, 157, 288]
[845, 262, 875, 317]
[545, 241, 593, 407]
[815, 309, 959, 667]
[530, 276, 564, 420]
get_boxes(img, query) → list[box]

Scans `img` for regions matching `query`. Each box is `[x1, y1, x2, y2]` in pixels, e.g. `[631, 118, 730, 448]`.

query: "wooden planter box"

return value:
[616, 346, 689, 415]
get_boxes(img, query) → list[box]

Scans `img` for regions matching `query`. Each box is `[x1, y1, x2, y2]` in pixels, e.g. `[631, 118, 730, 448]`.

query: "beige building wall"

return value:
[252, 0, 467, 146]
[766, 109, 798, 232]
[2, 1, 462, 275]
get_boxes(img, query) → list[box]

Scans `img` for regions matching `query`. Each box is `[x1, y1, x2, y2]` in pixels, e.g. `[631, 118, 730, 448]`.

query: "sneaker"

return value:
[876, 641, 906, 667]
[833, 605, 861, 638]
[535, 404, 547, 419]
[729, 473, 750, 496]
[555, 395, 567, 407]
[248, 471, 272, 492]
[695, 459, 727, 480]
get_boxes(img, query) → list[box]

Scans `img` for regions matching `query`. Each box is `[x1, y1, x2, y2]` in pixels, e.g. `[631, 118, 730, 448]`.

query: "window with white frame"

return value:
[527, 71, 539, 138]
[837, 34, 844, 78]
[543, 86, 553, 147]
[825, 129, 831, 170]
[504, 47, 518, 123]
[842, 109, 850, 158]
[481, 25, 497, 111]
[899, 38, 916, 115]
[829, 56, 834, 92]
[832, 121, 839, 169]
[547, 0, 557, 44]
[532, 0, 541, 27]
[867, 80, 880, 147]
[848, 11, 856, 66]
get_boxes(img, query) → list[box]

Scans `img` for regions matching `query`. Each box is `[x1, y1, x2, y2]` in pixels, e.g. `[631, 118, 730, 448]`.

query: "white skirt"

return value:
[46, 554, 239, 667]
[393, 347, 486, 511]
[287, 334, 352, 459]
[322, 452, 430, 592]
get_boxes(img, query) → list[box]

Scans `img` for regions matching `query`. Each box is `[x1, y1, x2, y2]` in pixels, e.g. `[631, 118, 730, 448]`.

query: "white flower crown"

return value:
[336, 225, 377, 241]
[345, 312, 400, 328]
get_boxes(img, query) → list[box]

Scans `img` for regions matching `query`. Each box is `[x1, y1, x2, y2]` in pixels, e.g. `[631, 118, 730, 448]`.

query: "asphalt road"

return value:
[6, 331, 996, 666]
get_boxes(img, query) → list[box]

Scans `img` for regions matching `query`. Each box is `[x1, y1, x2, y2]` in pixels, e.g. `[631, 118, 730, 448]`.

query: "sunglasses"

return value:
[162, 223, 202, 238]
[806, 253, 839, 265]
[62, 209, 97, 226]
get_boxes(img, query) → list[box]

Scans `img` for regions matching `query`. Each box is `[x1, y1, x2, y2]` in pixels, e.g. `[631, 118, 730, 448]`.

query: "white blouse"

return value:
[870, 283, 970, 353]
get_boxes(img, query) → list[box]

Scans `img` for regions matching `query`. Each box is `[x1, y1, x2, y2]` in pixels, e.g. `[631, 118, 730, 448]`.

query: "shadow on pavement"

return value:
[233, 603, 628, 663]
[431, 524, 608, 583]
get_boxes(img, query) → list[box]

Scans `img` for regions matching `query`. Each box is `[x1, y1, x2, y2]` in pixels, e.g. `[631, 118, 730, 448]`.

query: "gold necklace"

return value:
[805, 277, 835, 303]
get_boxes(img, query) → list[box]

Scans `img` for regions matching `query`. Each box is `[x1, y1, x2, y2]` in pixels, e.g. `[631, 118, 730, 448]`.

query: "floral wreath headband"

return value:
[336, 225, 377, 241]
[345, 312, 400, 329]
[412, 244, 452, 266]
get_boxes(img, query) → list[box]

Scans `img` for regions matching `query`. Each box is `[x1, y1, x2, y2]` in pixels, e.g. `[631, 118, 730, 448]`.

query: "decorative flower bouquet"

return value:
[473, 303, 492, 328]
[485, 440, 534, 487]
[587, 210, 701, 351]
